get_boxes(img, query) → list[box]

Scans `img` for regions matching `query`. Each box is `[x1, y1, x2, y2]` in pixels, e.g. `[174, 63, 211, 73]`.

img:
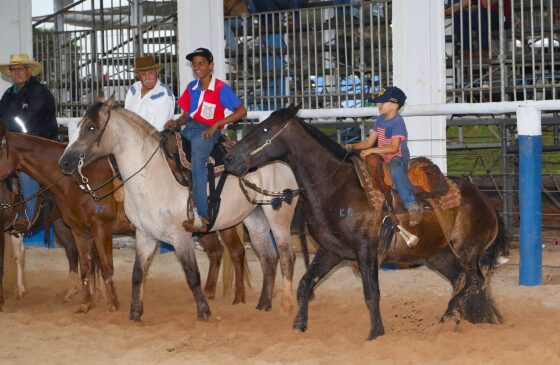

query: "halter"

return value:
[77, 129, 172, 202]
[247, 119, 293, 158]
[237, 117, 351, 209]
[94, 107, 112, 147]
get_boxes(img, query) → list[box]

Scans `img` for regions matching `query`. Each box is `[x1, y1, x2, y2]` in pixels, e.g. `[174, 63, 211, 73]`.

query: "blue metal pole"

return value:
[517, 106, 542, 286]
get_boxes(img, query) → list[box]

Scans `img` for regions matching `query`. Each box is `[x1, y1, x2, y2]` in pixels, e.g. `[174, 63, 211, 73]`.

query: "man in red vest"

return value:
[166, 48, 247, 232]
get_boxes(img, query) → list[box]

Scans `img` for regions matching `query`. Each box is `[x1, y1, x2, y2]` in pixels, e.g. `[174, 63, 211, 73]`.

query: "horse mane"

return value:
[292, 117, 351, 161]
[115, 107, 160, 140]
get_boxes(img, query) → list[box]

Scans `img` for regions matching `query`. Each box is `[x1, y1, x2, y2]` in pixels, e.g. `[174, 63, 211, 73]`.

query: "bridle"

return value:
[75, 111, 172, 202]
[237, 117, 350, 209]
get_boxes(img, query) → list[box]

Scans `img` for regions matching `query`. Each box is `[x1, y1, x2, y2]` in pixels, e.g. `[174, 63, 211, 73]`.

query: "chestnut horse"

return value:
[0, 176, 80, 308]
[0, 124, 250, 313]
[225, 105, 509, 340]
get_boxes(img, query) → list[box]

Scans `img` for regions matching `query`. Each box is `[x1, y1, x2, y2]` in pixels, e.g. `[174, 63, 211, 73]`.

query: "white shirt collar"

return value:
[191, 75, 216, 91]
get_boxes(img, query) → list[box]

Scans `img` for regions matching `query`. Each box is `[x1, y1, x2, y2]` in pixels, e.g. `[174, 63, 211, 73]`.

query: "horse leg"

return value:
[293, 246, 341, 333]
[129, 232, 157, 322]
[52, 219, 80, 302]
[0, 231, 4, 310]
[243, 209, 278, 311]
[173, 240, 211, 321]
[8, 234, 26, 300]
[198, 232, 223, 300]
[448, 239, 503, 324]
[70, 230, 95, 313]
[357, 241, 385, 340]
[219, 227, 246, 304]
[425, 246, 467, 323]
[92, 222, 119, 312]
[263, 206, 296, 313]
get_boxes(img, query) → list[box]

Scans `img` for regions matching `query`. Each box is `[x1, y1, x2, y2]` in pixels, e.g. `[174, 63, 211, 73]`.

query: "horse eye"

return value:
[87, 125, 96, 132]
[262, 127, 268, 133]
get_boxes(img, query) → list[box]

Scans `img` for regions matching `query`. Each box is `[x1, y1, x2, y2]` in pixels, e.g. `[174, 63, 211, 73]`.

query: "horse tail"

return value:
[480, 210, 510, 270]
[292, 199, 310, 269]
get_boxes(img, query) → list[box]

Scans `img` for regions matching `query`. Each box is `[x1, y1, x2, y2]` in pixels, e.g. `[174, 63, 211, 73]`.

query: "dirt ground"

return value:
[1, 242, 559, 365]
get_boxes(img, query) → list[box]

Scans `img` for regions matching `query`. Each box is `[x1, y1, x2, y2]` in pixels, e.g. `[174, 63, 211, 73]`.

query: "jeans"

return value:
[181, 121, 221, 219]
[19, 172, 39, 220]
[387, 155, 417, 209]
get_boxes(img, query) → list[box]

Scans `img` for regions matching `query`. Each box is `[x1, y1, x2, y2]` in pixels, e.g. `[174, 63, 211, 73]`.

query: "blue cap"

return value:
[186, 48, 213, 63]
[370, 86, 407, 107]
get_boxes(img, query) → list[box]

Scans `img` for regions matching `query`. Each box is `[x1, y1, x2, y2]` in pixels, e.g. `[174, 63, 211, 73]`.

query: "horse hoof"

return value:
[256, 302, 272, 311]
[232, 296, 245, 305]
[107, 304, 118, 312]
[366, 332, 384, 341]
[63, 290, 78, 302]
[129, 310, 142, 322]
[281, 299, 295, 314]
[16, 291, 25, 300]
[292, 318, 307, 332]
[75, 303, 92, 314]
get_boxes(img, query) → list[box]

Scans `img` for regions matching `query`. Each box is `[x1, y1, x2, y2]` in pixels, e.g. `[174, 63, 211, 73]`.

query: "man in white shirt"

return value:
[124, 54, 175, 131]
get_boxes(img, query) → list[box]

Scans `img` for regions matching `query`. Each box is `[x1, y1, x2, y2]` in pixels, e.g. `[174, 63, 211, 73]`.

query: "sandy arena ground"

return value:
[1, 242, 559, 364]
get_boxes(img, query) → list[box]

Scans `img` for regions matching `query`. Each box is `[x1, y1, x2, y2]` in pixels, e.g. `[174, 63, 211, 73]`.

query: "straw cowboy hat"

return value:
[0, 53, 42, 77]
[132, 54, 159, 72]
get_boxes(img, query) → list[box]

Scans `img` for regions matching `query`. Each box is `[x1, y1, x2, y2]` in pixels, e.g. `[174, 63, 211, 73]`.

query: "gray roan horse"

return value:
[58, 96, 299, 322]
[224, 105, 509, 340]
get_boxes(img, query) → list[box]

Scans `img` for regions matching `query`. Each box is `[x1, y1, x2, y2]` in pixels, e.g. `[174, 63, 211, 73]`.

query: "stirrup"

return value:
[396, 224, 419, 247]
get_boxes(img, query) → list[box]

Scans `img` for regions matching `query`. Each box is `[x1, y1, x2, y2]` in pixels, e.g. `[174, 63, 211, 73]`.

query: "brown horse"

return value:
[0, 176, 81, 308]
[225, 105, 509, 340]
[0, 124, 249, 313]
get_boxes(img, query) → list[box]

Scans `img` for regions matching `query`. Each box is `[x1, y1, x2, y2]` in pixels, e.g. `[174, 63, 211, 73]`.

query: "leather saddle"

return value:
[367, 156, 450, 214]
[161, 130, 233, 187]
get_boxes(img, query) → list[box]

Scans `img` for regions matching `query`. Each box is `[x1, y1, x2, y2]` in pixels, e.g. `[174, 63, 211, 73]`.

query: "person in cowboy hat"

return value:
[165, 47, 247, 232]
[0, 53, 59, 231]
[124, 54, 175, 131]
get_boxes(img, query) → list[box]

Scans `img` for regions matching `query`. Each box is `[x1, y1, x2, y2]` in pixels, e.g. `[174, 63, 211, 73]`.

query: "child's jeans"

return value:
[387, 155, 417, 209]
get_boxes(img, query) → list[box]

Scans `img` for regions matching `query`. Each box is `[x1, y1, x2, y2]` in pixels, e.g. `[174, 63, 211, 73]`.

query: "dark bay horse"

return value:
[0, 125, 249, 313]
[225, 105, 509, 340]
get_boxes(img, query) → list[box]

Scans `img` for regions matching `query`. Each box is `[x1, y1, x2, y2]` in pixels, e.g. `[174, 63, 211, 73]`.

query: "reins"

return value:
[238, 118, 351, 208]
[77, 126, 172, 202]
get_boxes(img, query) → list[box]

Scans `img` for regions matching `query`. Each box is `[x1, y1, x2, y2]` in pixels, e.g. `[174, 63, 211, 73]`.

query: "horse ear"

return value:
[97, 91, 106, 103]
[287, 104, 302, 118]
[106, 93, 116, 109]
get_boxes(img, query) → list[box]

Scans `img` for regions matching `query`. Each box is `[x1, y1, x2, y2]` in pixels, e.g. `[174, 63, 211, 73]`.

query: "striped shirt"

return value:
[372, 114, 409, 163]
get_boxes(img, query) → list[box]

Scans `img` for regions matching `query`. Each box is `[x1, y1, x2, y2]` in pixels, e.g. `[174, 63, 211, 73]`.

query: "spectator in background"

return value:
[246, 0, 309, 13]
[124, 54, 175, 131]
[0, 53, 58, 231]
[224, 0, 249, 51]
[446, 0, 512, 57]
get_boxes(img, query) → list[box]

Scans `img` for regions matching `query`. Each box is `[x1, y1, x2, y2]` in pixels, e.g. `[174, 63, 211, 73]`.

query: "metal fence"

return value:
[224, 1, 391, 111]
[445, 0, 560, 103]
[33, 0, 178, 117]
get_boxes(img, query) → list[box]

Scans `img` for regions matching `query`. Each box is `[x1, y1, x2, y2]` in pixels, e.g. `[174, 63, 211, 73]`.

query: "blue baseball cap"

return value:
[370, 86, 407, 107]
[186, 48, 213, 63]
